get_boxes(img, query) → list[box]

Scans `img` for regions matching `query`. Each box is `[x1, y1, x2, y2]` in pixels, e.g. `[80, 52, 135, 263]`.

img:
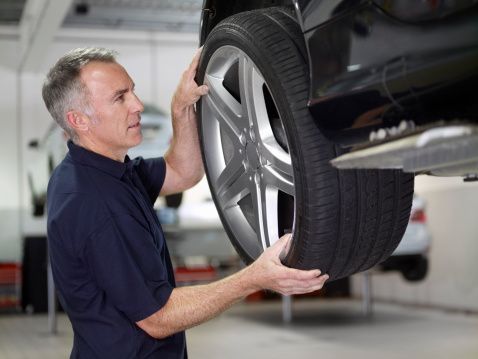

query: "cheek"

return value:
[88, 107, 104, 126]
[90, 112, 115, 137]
[90, 114, 100, 126]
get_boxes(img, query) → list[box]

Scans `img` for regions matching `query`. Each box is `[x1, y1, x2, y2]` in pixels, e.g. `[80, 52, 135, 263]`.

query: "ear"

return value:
[66, 110, 90, 134]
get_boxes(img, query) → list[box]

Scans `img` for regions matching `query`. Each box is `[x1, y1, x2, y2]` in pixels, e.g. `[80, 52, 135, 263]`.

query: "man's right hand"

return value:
[137, 232, 328, 339]
[246, 233, 329, 295]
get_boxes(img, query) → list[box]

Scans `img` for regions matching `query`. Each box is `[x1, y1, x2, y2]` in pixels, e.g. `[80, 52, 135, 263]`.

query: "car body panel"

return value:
[393, 222, 430, 256]
[392, 195, 431, 256]
[304, 2, 478, 145]
[382, 195, 430, 281]
[127, 107, 172, 160]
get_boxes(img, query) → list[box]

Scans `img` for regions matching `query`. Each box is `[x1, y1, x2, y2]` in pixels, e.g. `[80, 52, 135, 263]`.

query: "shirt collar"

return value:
[67, 140, 132, 179]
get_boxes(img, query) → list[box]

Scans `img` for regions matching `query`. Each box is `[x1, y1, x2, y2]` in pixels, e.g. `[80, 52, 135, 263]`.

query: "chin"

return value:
[130, 133, 143, 148]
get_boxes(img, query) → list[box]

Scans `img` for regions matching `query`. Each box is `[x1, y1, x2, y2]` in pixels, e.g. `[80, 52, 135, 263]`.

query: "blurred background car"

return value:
[380, 195, 431, 282]
[127, 104, 172, 160]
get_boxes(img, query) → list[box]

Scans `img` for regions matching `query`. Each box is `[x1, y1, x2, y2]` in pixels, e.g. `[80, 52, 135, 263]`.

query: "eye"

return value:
[116, 94, 125, 103]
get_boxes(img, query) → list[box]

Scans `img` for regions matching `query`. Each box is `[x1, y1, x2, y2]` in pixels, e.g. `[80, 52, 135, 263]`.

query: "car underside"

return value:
[200, 0, 478, 177]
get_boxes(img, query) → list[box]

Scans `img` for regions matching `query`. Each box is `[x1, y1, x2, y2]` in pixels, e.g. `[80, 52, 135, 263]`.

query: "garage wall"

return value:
[0, 30, 22, 260]
[0, 45, 22, 261]
[0, 64, 19, 208]
[352, 176, 478, 313]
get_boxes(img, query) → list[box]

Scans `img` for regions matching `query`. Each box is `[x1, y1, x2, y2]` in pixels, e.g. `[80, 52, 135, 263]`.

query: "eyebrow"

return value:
[112, 83, 135, 100]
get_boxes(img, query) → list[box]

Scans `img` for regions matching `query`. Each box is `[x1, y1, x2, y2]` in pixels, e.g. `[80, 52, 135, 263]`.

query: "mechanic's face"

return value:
[80, 61, 144, 159]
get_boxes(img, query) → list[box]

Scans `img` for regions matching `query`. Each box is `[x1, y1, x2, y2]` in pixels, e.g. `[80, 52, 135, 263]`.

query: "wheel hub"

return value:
[242, 127, 264, 174]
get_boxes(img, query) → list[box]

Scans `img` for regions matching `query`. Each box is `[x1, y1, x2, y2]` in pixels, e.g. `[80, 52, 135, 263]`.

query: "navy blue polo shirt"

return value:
[47, 140, 186, 359]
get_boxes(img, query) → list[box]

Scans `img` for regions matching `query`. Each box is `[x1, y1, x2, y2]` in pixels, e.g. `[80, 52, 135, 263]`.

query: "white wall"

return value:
[0, 37, 20, 209]
[0, 52, 22, 261]
[352, 176, 478, 312]
[0, 66, 19, 208]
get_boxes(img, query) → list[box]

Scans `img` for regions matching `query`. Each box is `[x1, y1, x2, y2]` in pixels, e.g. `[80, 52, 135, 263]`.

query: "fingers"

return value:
[197, 84, 209, 96]
[286, 267, 322, 281]
[189, 85, 208, 104]
[192, 46, 203, 66]
[172, 50, 209, 111]
[267, 233, 292, 258]
[275, 274, 329, 296]
[277, 232, 292, 247]
[268, 266, 329, 295]
[278, 233, 293, 261]
[187, 47, 203, 78]
[288, 273, 329, 294]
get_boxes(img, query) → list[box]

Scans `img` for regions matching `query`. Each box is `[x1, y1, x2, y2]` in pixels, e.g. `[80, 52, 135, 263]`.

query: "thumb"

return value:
[198, 85, 209, 96]
[269, 233, 292, 259]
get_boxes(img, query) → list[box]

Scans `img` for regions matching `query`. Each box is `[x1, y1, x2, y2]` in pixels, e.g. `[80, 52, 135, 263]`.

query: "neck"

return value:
[76, 137, 126, 162]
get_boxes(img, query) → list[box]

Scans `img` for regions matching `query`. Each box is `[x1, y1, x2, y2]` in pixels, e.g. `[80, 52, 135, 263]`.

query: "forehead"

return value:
[80, 61, 133, 95]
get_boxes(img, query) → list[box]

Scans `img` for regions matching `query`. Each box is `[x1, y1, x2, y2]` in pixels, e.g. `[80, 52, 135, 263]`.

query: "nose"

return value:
[131, 93, 144, 113]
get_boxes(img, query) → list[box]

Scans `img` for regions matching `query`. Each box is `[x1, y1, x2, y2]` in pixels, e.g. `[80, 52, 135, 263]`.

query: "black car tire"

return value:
[402, 256, 429, 282]
[165, 192, 183, 209]
[380, 254, 429, 282]
[197, 8, 414, 280]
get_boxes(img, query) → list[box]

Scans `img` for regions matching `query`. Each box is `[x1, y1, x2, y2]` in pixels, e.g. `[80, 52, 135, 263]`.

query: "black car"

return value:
[196, 0, 478, 280]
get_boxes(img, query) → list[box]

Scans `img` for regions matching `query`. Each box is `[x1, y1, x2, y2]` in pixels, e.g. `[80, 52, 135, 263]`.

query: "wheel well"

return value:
[200, 0, 295, 44]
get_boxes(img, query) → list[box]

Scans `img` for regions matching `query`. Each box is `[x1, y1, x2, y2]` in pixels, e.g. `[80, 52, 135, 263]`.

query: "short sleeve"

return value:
[133, 157, 166, 204]
[85, 214, 173, 322]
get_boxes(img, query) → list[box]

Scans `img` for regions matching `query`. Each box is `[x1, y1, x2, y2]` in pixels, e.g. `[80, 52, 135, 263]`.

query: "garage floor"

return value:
[0, 299, 477, 359]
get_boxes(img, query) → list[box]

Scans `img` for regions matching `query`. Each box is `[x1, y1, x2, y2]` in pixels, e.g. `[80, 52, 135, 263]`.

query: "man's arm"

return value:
[136, 234, 329, 339]
[160, 48, 208, 196]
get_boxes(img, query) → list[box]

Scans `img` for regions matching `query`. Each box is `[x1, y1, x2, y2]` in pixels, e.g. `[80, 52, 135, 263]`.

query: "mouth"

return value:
[128, 121, 141, 130]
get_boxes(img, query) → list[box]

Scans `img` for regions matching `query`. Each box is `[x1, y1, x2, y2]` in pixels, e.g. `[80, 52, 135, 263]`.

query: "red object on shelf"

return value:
[174, 266, 217, 284]
[0, 263, 21, 285]
[0, 263, 21, 309]
[245, 291, 266, 302]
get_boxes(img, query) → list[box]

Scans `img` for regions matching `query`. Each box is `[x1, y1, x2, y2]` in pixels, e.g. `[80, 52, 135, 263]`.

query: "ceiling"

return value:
[0, 0, 26, 25]
[0, 0, 203, 33]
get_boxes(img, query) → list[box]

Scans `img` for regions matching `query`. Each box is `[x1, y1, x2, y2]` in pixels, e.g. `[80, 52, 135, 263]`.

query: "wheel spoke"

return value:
[216, 170, 251, 210]
[204, 74, 248, 146]
[264, 186, 280, 247]
[238, 55, 269, 131]
[215, 152, 244, 198]
[262, 163, 294, 196]
[237, 56, 291, 173]
[250, 174, 279, 249]
[261, 137, 293, 180]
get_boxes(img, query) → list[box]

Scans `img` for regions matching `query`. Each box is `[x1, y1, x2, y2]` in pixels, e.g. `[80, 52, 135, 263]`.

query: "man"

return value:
[43, 47, 328, 358]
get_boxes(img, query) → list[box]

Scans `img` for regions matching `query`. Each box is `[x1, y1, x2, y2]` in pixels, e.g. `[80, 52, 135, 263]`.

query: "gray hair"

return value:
[42, 47, 118, 142]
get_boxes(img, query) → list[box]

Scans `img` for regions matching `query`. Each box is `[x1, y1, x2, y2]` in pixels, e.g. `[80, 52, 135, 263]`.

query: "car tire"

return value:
[402, 256, 429, 282]
[165, 192, 183, 209]
[197, 8, 414, 280]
